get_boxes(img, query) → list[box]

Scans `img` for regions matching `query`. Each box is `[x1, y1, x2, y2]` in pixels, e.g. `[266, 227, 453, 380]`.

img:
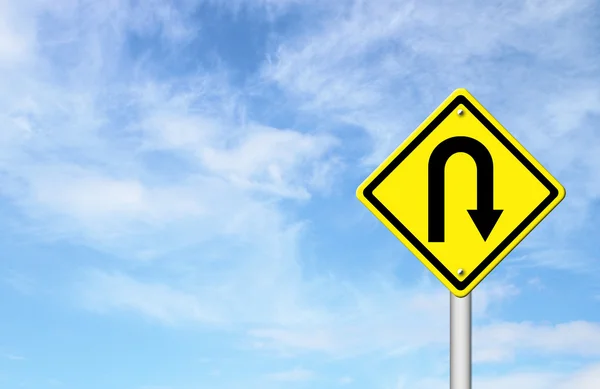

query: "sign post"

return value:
[356, 88, 565, 386]
[450, 294, 471, 389]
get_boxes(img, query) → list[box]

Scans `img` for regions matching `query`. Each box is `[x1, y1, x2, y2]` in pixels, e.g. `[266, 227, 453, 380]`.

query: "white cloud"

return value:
[77, 263, 544, 361]
[77, 265, 516, 355]
[265, 0, 598, 159]
[199, 126, 338, 199]
[69, 273, 586, 364]
[476, 361, 600, 389]
[245, 281, 520, 357]
[0, 0, 340, 260]
[0, 0, 36, 66]
[509, 249, 595, 274]
[75, 216, 313, 325]
[398, 361, 600, 389]
[78, 270, 224, 325]
[474, 320, 600, 363]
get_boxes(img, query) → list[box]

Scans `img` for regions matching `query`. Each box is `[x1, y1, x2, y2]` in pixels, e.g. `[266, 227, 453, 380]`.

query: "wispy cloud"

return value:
[263, 0, 600, 252]
[398, 361, 600, 389]
[0, 0, 339, 262]
[474, 320, 600, 363]
[476, 361, 600, 389]
[77, 263, 525, 357]
[78, 270, 224, 325]
[509, 249, 598, 274]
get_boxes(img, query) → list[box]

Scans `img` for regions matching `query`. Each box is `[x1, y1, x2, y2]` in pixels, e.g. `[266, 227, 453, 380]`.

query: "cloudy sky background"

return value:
[0, 0, 599, 388]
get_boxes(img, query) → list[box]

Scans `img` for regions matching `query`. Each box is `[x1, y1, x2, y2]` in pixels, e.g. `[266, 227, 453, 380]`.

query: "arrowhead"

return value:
[467, 209, 503, 241]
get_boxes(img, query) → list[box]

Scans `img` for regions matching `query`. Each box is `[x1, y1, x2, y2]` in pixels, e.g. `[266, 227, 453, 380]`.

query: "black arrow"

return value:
[428, 136, 503, 242]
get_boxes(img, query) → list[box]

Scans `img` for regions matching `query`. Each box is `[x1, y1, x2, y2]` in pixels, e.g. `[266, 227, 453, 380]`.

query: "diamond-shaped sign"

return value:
[357, 88, 565, 297]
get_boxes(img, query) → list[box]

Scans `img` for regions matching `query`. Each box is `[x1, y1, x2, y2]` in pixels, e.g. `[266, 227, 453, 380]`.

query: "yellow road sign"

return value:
[357, 88, 565, 297]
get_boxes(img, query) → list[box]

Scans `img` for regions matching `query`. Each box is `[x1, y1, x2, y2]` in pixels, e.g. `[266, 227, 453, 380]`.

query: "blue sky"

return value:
[0, 0, 599, 388]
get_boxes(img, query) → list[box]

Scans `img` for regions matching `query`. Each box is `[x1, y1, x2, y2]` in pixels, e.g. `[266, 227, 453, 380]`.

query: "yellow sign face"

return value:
[357, 88, 565, 297]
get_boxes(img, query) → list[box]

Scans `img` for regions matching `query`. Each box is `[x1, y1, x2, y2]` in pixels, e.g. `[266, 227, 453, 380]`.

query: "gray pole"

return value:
[450, 292, 471, 389]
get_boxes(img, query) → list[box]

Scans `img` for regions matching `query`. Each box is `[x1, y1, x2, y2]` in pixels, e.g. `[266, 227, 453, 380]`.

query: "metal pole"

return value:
[450, 292, 471, 389]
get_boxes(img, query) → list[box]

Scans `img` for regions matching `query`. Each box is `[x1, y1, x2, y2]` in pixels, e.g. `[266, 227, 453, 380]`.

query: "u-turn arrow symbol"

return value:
[428, 136, 503, 242]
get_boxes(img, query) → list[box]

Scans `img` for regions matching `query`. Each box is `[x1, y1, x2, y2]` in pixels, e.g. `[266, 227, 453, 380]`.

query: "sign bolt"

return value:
[457, 109, 464, 116]
[457, 268, 464, 275]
